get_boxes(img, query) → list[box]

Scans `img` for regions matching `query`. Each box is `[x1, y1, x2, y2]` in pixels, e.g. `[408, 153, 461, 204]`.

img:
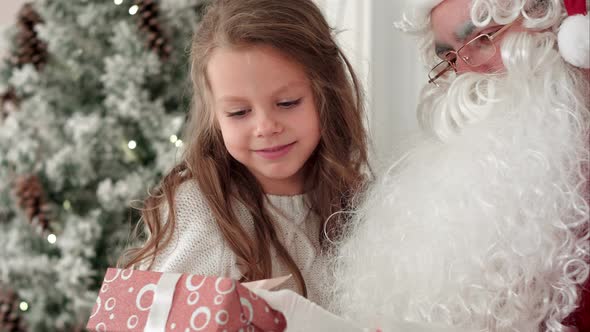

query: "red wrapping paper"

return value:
[86, 268, 286, 332]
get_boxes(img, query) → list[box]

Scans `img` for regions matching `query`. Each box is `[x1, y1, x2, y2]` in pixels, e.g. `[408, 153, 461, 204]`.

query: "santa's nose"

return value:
[455, 57, 470, 73]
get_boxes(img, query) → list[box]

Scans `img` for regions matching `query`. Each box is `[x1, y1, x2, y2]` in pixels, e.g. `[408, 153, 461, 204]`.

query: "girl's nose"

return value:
[255, 112, 283, 137]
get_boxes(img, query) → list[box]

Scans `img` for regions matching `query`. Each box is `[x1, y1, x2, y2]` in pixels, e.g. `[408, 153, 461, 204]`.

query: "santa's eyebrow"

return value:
[455, 21, 477, 42]
[434, 21, 479, 56]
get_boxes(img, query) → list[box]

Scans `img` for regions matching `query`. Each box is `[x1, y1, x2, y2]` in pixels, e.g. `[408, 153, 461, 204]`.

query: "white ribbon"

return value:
[144, 273, 182, 332]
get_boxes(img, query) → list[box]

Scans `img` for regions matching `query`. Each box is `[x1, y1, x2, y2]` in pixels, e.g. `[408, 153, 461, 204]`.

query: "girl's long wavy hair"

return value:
[118, 0, 370, 296]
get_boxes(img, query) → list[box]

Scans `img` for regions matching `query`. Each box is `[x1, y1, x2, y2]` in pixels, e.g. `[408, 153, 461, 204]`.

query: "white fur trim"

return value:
[558, 14, 590, 69]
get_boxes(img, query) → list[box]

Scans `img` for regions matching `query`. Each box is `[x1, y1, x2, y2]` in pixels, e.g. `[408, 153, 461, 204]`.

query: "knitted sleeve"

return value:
[148, 180, 230, 276]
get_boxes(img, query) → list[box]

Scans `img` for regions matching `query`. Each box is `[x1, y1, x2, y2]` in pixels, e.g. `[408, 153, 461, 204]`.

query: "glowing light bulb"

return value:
[175, 140, 183, 147]
[19, 301, 29, 311]
[47, 234, 57, 244]
[114, 0, 123, 5]
[128, 140, 137, 150]
[169, 135, 178, 143]
[129, 5, 139, 15]
[63, 200, 71, 211]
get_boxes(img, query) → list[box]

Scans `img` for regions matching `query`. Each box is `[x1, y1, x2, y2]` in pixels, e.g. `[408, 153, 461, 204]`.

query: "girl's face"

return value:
[207, 44, 321, 195]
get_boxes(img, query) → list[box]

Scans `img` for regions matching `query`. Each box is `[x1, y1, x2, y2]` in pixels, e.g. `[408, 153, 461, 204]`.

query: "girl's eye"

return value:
[227, 109, 250, 117]
[277, 98, 302, 109]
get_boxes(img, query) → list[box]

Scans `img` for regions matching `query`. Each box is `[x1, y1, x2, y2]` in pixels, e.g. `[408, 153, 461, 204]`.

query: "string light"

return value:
[63, 200, 71, 211]
[114, 0, 123, 5]
[122, 140, 139, 162]
[47, 234, 57, 244]
[129, 5, 139, 15]
[175, 140, 183, 147]
[19, 301, 29, 312]
[169, 135, 178, 143]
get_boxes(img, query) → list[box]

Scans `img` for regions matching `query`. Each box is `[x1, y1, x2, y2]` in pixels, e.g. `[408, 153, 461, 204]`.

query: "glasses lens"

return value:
[458, 35, 496, 66]
[429, 61, 453, 83]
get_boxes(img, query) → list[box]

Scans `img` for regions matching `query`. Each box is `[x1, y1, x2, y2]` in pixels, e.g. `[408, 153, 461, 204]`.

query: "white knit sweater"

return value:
[146, 180, 331, 307]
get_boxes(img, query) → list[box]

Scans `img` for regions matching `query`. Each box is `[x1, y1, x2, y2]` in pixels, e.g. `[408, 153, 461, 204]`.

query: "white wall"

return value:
[315, 0, 426, 164]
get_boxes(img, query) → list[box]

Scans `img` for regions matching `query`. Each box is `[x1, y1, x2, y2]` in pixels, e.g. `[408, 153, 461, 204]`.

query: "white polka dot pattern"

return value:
[86, 268, 287, 331]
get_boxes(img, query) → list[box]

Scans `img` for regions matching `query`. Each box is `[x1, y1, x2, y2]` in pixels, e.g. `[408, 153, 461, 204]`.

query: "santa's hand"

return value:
[251, 288, 365, 331]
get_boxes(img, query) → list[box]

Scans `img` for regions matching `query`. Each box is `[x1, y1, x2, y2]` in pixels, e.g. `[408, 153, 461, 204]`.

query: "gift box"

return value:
[86, 268, 287, 332]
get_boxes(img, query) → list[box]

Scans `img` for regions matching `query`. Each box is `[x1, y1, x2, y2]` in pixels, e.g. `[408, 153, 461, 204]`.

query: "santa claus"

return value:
[329, 0, 590, 331]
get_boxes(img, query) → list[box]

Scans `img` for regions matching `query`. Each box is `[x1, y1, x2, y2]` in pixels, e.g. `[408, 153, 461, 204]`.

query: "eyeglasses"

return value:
[428, 19, 520, 85]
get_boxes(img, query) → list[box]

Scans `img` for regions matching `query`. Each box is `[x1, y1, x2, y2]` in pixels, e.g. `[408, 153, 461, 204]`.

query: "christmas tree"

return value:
[0, 0, 205, 330]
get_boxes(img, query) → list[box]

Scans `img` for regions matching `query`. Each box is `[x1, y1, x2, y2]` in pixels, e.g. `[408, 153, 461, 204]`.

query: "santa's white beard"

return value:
[329, 32, 590, 332]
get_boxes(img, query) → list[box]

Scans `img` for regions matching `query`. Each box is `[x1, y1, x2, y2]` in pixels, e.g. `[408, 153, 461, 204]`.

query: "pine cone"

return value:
[13, 175, 51, 232]
[135, 0, 171, 60]
[0, 287, 27, 332]
[12, 3, 48, 70]
[0, 88, 19, 121]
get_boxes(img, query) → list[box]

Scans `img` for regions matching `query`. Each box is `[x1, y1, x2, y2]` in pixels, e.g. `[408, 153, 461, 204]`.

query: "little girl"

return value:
[119, 0, 369, 307]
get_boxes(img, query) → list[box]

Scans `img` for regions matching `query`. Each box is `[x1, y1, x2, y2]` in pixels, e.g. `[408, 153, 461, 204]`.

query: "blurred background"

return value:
[0, 2, 24, 59]
[1, 0, 425, 162]
[0, 0, 425, 330]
